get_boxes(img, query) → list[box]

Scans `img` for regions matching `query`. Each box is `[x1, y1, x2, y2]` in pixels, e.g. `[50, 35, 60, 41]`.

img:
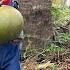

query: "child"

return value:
[0, 0, 21, 70]
[0, 40, 21, 70]
[0, 0, 19, 9]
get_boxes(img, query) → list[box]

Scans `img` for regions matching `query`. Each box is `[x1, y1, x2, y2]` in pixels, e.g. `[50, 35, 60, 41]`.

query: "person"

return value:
[0, 40, 21, 70]
[0, 0, 19, 9]
[12, 0, 19, 9]
[0, 0, 21, 70]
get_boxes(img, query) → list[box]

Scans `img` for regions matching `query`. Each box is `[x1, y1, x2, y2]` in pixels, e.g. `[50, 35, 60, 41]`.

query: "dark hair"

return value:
[13, 1, 19, 9]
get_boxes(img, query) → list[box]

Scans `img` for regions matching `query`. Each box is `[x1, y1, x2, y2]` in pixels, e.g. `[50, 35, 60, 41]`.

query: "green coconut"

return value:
[0, 5, 23, 43]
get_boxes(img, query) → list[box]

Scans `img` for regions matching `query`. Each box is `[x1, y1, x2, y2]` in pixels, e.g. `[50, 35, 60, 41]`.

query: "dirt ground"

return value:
[21, 57, 70, 70]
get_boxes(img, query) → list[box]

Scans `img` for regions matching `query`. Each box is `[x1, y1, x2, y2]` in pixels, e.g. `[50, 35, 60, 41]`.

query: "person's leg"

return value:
[1, 43, 21, 70]
[2, 59, 21, 70]
[3, 56, 21, 70]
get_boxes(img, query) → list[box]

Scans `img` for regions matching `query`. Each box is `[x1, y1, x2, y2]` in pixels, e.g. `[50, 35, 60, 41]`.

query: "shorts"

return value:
[0, 42, 21, 70]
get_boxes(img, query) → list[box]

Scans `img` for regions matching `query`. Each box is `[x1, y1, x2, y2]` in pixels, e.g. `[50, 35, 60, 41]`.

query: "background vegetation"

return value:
[21, 0, 70, 70]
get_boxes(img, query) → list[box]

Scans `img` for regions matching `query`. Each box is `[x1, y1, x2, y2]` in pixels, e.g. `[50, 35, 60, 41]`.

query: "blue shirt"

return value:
[0, 42, 21, 70]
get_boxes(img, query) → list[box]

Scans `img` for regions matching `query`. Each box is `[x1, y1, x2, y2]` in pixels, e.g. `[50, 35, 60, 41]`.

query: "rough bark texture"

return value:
[18, 0, 52, 49]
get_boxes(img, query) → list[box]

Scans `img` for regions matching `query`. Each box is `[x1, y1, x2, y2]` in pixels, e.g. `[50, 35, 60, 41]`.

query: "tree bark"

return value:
[19, 0, 52, 51]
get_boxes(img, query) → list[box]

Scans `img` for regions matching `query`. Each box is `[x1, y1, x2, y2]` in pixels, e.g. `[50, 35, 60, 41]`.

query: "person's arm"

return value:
[0, 0, 11, 5]
[0, 1, 3, 6]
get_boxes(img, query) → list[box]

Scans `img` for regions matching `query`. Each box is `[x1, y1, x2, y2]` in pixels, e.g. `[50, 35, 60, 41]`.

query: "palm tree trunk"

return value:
[19, 0, 52, 51]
